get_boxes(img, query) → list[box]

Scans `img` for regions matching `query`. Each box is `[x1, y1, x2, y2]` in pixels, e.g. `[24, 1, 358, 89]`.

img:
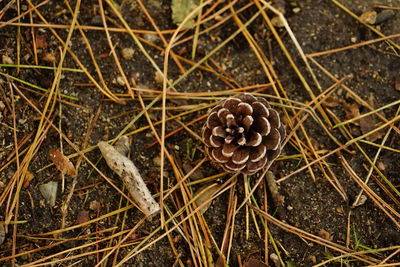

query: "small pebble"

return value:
[352, 194, 367, 207]
[292, 7, 301, 13]
[89, 200, 101, 211]
[270, 253, 279, 266]
[2, 55, 13, 65]
[360, 10, 377, 24]
[308, 255, 317, 264]
[271, 16, 285, 27]
[377, 160, 385, 171]
[375, 10, 395, 24]
[90, 15, 103, 26]
[350, 37, 357, 43]
[23, 53, 31, 62]
[42, 53, 56, 62]
[121, 47, 134, 60]
[39, 181, 58, 207]
[153, 155, 161, 166]
[116, 76, 125, 86]
[143, 33, 159, 43]
[154, 71, 163, 84]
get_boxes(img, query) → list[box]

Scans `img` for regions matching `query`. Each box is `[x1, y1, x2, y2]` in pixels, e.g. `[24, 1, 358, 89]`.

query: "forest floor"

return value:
[0, 0, 400, 266]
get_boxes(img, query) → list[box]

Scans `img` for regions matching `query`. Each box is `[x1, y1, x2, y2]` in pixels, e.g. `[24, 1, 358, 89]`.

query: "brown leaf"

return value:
[194, 183, 221, 214]
[322, 96, 341, 108]
[359, 95, 385, 142]
[359, 115, 384, 142]
[75, 210, 90, 225]
[22, 171, 35, 189]
[343, 102, 360, 126]
[49, 148, 77, 175]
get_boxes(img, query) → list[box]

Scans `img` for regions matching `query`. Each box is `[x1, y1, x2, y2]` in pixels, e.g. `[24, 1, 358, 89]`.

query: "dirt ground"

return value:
[0, 0, 400, 266]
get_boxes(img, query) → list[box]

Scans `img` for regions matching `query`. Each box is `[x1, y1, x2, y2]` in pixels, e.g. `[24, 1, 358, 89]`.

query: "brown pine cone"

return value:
[202, 94, 285, 174]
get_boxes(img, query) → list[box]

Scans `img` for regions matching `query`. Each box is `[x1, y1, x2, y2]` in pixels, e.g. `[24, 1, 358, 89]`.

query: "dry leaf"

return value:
[171, 0, 199, 29]
[359, 95, 385, 142]
[322, 96, 341, 108]
[49, 148, 77, 175]
[359, 114, 384, 142]
[194, 183, 220, 214]
[22, 171, 35, 189]
[343, 102, 360, 126]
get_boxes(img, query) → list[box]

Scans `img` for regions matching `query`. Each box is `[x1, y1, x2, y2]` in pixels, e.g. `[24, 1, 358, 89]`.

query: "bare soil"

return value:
[0, 0, 399, 266]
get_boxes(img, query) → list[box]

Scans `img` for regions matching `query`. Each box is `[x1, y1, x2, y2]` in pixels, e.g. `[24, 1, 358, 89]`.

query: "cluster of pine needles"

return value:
[0, 0, 399, 266]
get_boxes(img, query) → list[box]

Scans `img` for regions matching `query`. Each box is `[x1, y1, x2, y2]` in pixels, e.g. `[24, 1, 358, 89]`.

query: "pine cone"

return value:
[202, 94, 285, 174]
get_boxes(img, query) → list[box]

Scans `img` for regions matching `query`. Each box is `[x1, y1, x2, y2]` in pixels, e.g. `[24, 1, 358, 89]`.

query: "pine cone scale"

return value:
[203, 93, 285, 174]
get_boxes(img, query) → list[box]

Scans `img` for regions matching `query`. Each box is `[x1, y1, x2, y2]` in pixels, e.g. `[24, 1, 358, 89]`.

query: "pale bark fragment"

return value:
[98, 137, 160, 217]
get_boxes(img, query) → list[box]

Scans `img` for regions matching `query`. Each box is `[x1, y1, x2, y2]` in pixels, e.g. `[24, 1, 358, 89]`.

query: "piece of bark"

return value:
[98, 137, 160, 217]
